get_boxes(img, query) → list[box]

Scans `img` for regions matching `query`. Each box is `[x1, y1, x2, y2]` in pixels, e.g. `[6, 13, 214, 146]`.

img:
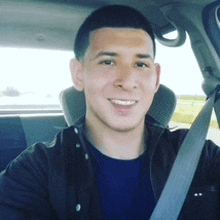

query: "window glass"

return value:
[0, 47, 73, 110]
[156, 32, 219, 146]
[156, 32, 203, 95]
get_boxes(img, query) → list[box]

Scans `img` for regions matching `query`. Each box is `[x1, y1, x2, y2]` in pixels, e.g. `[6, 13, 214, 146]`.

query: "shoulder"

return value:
[163, 127, 220, 171]
[1, 126, 79, 176]
[164, 127, 219, 151]
[160, 128, 189, 151]
[161, 128, 220, 156]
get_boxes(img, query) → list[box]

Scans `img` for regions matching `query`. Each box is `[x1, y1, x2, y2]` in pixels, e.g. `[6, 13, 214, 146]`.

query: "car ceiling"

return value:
[0, 0, 217, 51]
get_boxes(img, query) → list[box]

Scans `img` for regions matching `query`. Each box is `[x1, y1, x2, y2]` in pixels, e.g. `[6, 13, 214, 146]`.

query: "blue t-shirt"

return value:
[87, 141, 155, 220]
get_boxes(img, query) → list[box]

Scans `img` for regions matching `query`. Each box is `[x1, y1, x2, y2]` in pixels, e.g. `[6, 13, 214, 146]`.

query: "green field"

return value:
[172, 95, 218, 128]
[176, 95, 206, 101]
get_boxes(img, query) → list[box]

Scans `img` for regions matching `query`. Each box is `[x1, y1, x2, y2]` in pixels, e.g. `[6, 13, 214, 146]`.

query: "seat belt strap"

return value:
[214, 98, 220, 128]
[149, 88, 219, 220]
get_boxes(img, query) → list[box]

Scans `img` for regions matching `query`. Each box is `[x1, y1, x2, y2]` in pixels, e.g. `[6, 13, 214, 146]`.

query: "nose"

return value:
[114, 67, 138, 90]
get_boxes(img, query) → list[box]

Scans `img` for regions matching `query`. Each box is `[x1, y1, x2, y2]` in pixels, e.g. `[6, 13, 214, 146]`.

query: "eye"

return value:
[136, 62, 149, 68]
[99, 60, 115, 65]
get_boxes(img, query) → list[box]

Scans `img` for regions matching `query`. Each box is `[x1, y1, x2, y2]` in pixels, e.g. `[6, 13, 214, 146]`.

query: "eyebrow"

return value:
[95, 51, 118, 59]
[136, 53, 153, 60]
[94, 51, 153, 60]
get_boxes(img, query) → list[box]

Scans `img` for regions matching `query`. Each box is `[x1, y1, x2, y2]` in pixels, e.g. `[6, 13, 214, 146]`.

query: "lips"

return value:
[108, 99, 138, 112]
[109, 99, 137, 105]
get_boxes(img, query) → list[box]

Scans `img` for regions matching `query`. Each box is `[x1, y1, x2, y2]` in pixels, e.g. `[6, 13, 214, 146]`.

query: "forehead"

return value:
[86, 27, 153, 57]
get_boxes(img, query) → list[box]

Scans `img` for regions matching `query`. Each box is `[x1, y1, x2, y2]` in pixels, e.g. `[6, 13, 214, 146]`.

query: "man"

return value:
[0, 4, 220, 220]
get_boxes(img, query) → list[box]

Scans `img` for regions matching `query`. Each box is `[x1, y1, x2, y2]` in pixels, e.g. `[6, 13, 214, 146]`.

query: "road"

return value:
[169, 121, 220, 146]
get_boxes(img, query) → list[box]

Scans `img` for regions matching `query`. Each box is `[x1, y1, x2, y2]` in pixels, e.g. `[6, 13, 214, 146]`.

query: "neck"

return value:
[85, 118, 147, 160]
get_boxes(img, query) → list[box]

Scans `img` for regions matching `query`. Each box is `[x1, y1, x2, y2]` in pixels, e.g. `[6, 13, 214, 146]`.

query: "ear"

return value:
[70, 59, 84, 91]
[154, 63, 161, 92]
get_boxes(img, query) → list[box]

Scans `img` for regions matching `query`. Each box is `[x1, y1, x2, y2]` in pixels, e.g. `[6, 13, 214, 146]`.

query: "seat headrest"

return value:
[59, 84, 176, 128]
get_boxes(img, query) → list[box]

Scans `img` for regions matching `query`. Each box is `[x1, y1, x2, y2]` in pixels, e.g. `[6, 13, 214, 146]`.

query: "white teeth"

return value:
[110, 99, 136, 105]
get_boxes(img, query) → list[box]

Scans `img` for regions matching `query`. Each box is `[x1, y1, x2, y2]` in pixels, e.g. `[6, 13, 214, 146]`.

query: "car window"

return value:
[156, 32, 219, 146]
[156, 32, 203, 96]
[0, 47, 73, 113]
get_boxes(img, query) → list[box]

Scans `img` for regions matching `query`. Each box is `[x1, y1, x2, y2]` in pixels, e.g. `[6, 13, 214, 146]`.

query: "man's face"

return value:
[72, 27, 160, 132]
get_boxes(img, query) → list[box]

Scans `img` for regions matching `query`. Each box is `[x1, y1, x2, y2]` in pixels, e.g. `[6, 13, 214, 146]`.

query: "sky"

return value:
[0, 32, 204, 97]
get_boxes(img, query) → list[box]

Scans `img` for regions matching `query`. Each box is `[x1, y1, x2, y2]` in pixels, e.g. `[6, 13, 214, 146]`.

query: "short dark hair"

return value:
[74, 5, 156, 60]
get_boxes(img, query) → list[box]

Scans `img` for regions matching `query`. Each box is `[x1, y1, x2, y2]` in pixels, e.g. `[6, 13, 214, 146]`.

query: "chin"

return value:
[106, 119, 144, 133]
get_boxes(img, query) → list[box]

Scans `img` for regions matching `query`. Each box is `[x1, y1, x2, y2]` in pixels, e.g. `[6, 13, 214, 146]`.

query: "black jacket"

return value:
[0, 117, 220, 220]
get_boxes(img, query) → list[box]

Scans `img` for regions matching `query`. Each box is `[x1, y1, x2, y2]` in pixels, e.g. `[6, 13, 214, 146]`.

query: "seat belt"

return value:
[150, 86, 220, 220]
[214, 98, 220, 128]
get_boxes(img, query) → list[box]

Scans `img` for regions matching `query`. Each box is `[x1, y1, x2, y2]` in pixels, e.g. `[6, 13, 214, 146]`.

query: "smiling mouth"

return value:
[109, 99, 137, 105]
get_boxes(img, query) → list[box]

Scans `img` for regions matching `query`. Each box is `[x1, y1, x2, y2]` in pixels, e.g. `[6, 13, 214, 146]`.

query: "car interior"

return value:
[0, 0, 219, 172]
[0, 0, 220, 216]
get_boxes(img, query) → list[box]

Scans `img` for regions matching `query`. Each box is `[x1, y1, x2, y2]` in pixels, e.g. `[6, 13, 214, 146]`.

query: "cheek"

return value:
[147, 71, 159, 88]
[141, 73, 158, 89]
[140, 75, 159, 107]
[83, 70, 114, 98]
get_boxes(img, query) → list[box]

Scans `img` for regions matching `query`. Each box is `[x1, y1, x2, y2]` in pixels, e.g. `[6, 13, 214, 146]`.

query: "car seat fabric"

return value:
[21, 115, 67, 148]
[0, 116, 27, 172]
[0, 115, 67, 172]
[147, 84, 177, 127]
[59, 84, 177, 128]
